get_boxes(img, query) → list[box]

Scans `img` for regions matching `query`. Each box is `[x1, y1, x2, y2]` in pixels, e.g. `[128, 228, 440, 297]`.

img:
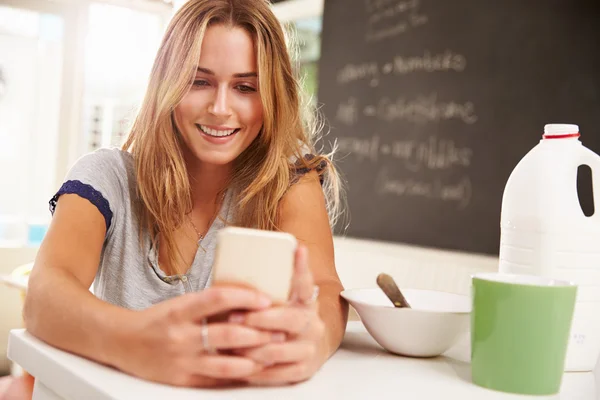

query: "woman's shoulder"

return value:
[290, 149, 328, 186]
[64, 147, 137, 191]
[72, 147, 134, 175]
[49, 148, 136, 233]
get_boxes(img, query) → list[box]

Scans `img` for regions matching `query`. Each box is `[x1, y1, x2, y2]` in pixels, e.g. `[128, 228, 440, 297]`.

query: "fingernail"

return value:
[272, 332, 286, 342]
[298, 247, 308, 270]
[229, 313, 245, 323]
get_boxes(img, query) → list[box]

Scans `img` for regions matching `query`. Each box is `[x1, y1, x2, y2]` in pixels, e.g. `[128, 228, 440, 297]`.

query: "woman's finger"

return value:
[203, 323, 286, 350]
[189, 354, 263, 379]
[175, 375, 236, 388]
[237, 341, 315, 365]
[177, 286, 272, 322]
[243, 362, 311, 386]
[229, 307, 314, 335]
[289, 245, 315, 304]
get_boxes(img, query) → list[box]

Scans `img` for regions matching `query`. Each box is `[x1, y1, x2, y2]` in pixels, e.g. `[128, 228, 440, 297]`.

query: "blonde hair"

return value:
[122, 0, 343, 273]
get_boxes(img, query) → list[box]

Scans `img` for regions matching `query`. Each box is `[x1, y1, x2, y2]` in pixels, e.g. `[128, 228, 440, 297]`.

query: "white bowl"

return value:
[341, 288, 471, 357]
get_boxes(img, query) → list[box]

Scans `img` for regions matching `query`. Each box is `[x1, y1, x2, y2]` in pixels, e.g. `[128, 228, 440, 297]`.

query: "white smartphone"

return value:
[211, 227, 298, 303]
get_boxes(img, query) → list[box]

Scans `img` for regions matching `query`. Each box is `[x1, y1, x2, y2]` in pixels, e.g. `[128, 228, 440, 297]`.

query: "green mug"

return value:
[471, 273, 577, 395]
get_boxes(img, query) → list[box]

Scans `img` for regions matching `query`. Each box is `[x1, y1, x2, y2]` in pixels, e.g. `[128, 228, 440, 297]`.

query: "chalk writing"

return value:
[366, 93, 478, 124]
[364, 0, 428, 42]
[337, 135, 473, 171]
[336, 50, 467, 85]
[376, 168, 472, 208]
[336, 97, 359, 126]
[391, 50, 467, 74]
[337, 135, 381, 163]
[337, 62, 379, 85]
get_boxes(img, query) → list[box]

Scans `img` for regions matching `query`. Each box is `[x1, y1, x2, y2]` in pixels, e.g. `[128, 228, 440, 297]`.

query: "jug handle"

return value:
[578, 146, 600, 219]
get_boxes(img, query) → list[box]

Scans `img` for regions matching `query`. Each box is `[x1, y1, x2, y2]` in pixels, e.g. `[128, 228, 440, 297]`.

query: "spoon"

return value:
[376, 273, 411, 308]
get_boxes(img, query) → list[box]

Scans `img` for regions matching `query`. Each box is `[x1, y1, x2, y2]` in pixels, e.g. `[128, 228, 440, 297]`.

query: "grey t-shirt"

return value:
[50, 148, 235, 310]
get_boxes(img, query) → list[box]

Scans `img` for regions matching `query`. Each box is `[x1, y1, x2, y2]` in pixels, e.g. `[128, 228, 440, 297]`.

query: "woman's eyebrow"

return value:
[197, 67, 257, 78]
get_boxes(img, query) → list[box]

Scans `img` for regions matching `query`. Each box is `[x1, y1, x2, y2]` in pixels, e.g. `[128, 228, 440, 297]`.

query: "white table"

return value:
[7, 322, 599, 400]
[0, 274, 29, 291]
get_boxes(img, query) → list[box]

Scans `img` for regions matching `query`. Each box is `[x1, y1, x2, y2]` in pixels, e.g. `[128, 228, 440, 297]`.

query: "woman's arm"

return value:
[277, 171, 349, 358]
[24, 194, 135, 366]
[25, 195, 279, 387]
[233, 171, 349, 385]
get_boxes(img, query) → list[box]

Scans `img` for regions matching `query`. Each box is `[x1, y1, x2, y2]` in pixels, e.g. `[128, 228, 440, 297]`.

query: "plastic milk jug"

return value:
[499, 124, 600, 372]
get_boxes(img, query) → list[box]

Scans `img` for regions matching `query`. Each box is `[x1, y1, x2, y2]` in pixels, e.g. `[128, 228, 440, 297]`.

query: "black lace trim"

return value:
[292, 154, 327, 185]
[49, 180, 113, 232]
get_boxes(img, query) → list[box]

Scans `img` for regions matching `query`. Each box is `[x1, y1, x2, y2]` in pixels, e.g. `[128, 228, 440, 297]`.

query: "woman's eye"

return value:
[236, 84, 256, 93]
[193, 79, 209, 87]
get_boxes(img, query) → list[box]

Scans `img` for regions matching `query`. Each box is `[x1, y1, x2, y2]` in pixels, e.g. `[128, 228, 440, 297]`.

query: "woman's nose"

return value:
[208, 86, 232, 117]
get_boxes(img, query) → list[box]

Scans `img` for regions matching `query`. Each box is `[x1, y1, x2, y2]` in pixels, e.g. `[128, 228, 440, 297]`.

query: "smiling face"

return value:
[174, 23, 264, 168]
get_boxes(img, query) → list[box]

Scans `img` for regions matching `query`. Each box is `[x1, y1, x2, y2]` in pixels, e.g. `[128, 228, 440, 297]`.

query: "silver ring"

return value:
[303, 286, 319, 305]
[201, 318, 215, 354]
[312, 286, 320, 302]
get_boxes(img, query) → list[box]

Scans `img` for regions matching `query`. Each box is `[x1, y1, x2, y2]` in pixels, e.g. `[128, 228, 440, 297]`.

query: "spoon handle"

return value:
[376, 273, 411, 308]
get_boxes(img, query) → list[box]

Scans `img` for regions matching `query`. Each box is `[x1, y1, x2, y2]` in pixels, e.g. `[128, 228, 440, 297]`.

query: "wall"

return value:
[335, 236, 498, 296]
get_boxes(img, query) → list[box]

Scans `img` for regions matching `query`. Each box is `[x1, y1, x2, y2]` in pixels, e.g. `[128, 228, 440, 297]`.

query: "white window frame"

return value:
[271, 0, 324, 23]
[1, 0, 171, 192]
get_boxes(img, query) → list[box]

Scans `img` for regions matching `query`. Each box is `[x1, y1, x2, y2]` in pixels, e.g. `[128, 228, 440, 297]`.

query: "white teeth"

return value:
[198, 125, 236, 137]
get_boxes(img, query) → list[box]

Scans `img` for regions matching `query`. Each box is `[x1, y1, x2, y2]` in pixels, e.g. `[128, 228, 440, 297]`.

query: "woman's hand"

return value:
[229, 245, 328, 385]
[114, 286, 285, 387]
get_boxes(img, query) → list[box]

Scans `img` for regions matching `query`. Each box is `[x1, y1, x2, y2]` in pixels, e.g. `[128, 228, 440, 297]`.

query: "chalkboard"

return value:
[317, 0, 600, 255]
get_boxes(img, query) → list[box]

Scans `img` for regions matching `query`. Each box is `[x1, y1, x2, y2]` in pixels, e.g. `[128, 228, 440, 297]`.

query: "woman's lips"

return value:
[196, 124, 240, 144]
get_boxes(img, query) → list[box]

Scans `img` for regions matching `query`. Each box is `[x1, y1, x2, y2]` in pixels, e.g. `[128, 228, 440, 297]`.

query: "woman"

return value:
[23, 0, 348, 388]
